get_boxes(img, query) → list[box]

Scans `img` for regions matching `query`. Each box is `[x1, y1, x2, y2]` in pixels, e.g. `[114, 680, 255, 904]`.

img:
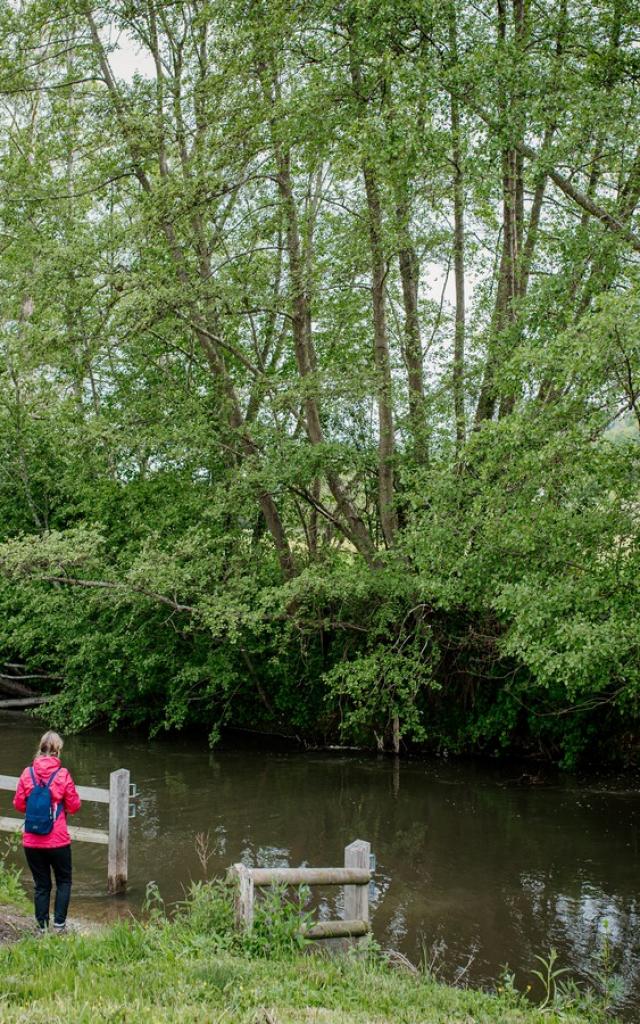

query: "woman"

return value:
[13, 730, 81, 934]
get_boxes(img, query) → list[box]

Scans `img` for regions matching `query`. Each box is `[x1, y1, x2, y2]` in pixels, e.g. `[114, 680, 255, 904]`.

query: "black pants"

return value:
[24, 845, 72, 928]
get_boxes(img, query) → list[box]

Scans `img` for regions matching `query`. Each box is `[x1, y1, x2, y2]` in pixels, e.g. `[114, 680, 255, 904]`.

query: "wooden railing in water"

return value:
[227, 839, 372, 940]
[0, 768, 135, 893]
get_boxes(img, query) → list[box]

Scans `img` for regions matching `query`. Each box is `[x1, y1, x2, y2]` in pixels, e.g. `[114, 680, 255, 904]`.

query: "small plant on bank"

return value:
[142, 880, 166, 924]
[175, 879, 236, 949]
[496, 966, 527, 1012]
[590, 919, 625, 1014]
[529, 941, 625, 1021]
[0, 833, 28, 910]
[418, 935, 448, 981]
[244, 883, 314, 958]
[531, 948, 572, 1009]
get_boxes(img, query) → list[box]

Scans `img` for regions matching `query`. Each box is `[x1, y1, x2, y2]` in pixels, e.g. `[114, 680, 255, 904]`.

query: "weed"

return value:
[527, 939, 626, 1022]
[243, 883, 313, 958]
[418, 934, 447, 980]
[590, 919, 625, 1013]
[531, 947, 571, 1009]
[194, 830, 215, 876]
[174, 878, 235, 949]
[142, 880, 166, 922]
[0, 833, 28, 910]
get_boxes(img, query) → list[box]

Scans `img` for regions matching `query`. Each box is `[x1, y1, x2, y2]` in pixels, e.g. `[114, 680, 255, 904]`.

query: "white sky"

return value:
[107, 30, 155, 81]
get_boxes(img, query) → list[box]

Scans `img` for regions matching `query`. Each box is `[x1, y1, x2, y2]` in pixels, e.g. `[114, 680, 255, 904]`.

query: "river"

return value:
[1, 713, 639, 1015]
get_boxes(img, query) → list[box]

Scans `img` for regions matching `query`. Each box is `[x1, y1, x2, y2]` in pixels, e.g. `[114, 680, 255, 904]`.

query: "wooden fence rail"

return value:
[228, 839, 372, 941]
[0, 768, 134, 893]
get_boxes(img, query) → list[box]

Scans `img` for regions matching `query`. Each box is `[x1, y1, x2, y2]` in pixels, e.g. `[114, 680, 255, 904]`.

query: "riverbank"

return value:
[3, 717, 639, 1010]
[0, 920, 612, 1024]
[0, 903, 103, 944]
[0, 865, 619, 1024]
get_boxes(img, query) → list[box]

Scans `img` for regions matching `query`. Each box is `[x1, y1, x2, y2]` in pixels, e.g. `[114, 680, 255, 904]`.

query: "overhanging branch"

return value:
[41, 575, 195, 615]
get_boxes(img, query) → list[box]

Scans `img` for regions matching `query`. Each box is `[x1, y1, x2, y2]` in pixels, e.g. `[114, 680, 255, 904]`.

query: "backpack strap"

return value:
[29, 766, 38, 787]
[46, 768, 63, 820]
[45, 768, 61, 789]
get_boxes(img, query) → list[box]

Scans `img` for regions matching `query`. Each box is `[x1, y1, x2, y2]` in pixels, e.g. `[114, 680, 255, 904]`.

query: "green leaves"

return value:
[0, 0, 639, 763]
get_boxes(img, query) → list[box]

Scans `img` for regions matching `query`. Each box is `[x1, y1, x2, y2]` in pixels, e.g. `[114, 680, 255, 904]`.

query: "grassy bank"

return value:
[0, 939, 608, 1024]
[0, 866, 618, 1024]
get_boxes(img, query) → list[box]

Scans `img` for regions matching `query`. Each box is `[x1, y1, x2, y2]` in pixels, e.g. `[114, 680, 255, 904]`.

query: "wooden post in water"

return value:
[343, 839, 370, 926]
[107, 768, 130, 893]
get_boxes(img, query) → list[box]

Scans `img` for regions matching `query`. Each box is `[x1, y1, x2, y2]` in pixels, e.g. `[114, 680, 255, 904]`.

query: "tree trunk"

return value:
[476, 0, 526, 424]
[449, 2, 466, 451]
[363, 163, 397, 548]
[349, 51, 397, 547]
[396, 189, 427, 464]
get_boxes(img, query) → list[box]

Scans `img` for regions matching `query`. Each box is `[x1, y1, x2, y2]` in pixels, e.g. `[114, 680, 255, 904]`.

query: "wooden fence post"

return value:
[229, 864, 254, 931]
[107, 768, 130, 894]
[344, 839, 370, 925]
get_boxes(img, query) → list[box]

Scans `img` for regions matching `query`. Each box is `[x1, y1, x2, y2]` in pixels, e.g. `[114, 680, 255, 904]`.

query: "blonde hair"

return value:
[36, 730, 64, 758]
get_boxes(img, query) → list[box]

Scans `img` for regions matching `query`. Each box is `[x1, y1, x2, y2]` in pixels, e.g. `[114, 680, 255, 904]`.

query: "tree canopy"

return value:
[0, 0, 639, 764]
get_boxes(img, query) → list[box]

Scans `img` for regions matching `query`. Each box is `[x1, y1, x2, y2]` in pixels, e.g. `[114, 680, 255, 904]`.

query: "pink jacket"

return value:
[13, 755, 81, 848]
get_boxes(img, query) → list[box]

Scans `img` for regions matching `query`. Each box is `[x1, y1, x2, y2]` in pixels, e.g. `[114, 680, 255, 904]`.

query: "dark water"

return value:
[2, 714, 639, 1015]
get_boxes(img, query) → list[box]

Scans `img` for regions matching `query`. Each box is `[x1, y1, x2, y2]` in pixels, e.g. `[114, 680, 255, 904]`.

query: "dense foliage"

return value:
[0, 0, 639, 764]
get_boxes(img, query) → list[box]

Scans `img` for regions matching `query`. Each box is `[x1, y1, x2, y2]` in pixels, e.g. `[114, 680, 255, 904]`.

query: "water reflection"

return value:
[1, 714, 639, 1017]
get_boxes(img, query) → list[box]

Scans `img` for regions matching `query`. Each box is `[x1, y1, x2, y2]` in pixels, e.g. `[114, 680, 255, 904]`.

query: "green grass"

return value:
[0, 881, 617, 1024]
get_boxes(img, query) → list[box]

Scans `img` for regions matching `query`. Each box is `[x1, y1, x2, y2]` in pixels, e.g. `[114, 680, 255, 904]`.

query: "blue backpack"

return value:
[24, 767, 63, 835]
